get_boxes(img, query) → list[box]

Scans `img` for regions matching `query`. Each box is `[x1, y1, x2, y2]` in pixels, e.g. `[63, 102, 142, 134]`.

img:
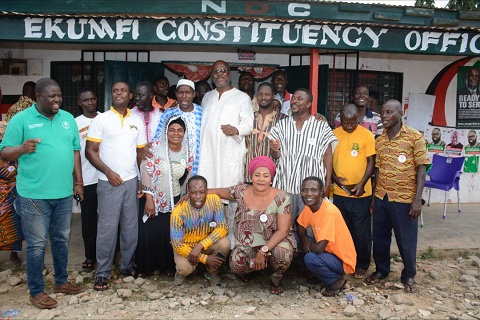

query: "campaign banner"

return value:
[456, 66, 480, 129]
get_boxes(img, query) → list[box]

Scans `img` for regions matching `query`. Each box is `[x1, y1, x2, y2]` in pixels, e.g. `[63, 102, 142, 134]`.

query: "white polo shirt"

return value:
[87, 107, 146, 182]
[75, 113, 100, 186]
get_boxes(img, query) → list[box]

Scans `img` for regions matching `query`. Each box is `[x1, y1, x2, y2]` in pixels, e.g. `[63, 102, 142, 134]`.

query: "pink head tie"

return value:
[248, 156, 276, 178]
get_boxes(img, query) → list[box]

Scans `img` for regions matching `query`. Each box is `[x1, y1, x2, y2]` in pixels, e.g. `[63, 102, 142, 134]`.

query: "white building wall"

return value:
[0, 44, 477, 204]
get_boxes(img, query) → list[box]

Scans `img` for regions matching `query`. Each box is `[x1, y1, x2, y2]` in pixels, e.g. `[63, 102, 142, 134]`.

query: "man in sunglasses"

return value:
[198, 60, 254, 248]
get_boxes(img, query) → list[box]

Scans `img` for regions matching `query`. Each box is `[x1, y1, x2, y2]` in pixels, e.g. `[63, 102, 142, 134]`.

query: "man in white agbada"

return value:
[198, 60, 254, 247]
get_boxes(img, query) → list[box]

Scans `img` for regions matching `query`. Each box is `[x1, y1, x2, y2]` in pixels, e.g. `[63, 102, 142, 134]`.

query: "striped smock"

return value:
[270, 116, 337, 194]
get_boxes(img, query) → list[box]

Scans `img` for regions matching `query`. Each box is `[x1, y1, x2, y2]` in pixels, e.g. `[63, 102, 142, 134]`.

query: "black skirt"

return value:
[135, 197, 176, 275]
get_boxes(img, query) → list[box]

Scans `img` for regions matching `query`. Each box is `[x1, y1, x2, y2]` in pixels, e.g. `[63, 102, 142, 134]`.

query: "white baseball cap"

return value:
[176, 79, 195, 91]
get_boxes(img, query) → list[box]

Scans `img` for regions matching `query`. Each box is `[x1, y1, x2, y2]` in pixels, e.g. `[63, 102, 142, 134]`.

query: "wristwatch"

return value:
[260, 245, 269, 254]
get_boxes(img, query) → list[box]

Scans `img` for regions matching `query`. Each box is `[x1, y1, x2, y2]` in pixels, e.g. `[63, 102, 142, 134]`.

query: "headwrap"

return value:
[168, 117, 186, 132]
[248, 156, 276, 178]
[141, 115, 193, 214]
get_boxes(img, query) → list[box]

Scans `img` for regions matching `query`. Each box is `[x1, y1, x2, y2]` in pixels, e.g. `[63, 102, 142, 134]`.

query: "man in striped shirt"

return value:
[171, 176, 230, 286]
[270, 88, 337, 228]
[334, 85, 383, 137]
[244, 82, 287, 183]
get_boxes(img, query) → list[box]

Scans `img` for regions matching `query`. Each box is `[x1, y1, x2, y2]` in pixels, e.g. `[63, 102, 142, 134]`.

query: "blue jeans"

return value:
[304, 252, 345, 286]
[17, 194, 73, 297]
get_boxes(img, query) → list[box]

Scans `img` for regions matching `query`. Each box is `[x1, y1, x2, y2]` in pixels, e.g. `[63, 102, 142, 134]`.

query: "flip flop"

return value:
[403, 278, 418, 293]
[353, 268, 367, 279]
[270, 283, 284, 295]
[322, 279, 347, 297]
[364, 272, 388, 285]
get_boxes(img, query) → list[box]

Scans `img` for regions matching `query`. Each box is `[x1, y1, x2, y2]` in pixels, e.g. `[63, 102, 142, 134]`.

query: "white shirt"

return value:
[87, 107, 147, 182]
[75, 113, 100, 186]
[198, 87, 253, 189]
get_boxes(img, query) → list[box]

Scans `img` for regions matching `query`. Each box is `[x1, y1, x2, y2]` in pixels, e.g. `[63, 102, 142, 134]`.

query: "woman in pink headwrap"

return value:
[209, 156, 297, 294]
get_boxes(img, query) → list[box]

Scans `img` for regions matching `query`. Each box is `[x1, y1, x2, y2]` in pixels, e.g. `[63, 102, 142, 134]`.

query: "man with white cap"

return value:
[155, 79, 203, 175]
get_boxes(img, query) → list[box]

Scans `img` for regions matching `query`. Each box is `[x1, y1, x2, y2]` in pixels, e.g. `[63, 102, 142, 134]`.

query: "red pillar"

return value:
[309, 48, 319, 116]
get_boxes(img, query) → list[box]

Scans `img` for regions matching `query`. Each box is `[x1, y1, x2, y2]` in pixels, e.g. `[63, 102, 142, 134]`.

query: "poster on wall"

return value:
[456, 66, 480, 129]
[425, 126, 446, 153]
[445, 129, 466, 156]
[464, 129, 480, 155]
[464, 156, 479, 173]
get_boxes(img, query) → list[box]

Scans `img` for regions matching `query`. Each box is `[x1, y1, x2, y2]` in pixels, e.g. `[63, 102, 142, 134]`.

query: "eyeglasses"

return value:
[212, 68, 228, 75]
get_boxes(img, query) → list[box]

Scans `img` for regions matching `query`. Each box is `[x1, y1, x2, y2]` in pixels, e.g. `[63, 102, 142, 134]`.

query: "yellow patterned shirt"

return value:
[375, 123, 429, 203]
[5, 96, 35, 122]
[170, 194, 228, 264]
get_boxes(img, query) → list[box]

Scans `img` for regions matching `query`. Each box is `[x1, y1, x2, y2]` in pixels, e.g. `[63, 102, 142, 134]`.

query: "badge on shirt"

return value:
[7, 166, 15, 172]
[398, 154, 407, 163]
[308, 138, 316, 146]
[129, 125, 138, 134]
[260, 214, 268, 223]
[209, 221, 217, 228]
[351, 142, 360, 157]
[180, 159, 186, 166]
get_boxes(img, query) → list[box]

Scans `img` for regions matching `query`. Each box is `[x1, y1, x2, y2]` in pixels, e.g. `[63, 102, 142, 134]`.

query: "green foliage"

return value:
[415, 0, 436, 8]
[418, 246, 437, 259]
[447, 0, 480, 10]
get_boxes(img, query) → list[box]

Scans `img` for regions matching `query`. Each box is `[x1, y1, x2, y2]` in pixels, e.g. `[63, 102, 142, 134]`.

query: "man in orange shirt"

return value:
[152, 76, 176, 111]
[365, 99, 429, 293]
[297, 176, 356, 297]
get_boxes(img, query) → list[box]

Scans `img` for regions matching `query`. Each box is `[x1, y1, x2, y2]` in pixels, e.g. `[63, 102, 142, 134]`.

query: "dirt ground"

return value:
[1, 249, 480, 319]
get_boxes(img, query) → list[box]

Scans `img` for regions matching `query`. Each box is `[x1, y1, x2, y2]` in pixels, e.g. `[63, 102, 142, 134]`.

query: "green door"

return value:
[283, 65, 329, 116]
[103, 61, 165, 111]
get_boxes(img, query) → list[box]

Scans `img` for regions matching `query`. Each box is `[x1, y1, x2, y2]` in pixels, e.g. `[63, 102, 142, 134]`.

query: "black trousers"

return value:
[80, 183, 98, 260]
[333, 194, 372, 271]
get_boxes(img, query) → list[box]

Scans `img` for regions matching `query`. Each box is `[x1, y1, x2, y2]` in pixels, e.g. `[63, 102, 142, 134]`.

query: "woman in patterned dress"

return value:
[209, 156, 296, 294]
[0, 121, 24, 267]
[138, 116, 192, 278]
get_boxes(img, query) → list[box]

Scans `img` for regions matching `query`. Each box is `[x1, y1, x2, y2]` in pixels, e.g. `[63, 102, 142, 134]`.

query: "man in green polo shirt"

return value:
[0, 78, 85, 309]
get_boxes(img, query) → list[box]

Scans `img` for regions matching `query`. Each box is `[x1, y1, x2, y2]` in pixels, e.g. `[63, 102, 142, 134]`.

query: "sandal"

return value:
[322, 279, 347, 297]
[353, 268, 367, 279]
[94, 277, 108, 291]
[236, 274, 251, 283]
[10, 252, 21, 268]
[364, 271, 388, 285]
[122, 268, 139, 279]
[82, 259, 95, 270]
[403, 278, 418, 293]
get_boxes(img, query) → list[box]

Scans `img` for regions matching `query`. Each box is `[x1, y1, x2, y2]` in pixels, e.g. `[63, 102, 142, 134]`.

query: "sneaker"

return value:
[53, 282, 85, 295]
[29, 292, 58, 309]
[174, 273, 185, 286]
